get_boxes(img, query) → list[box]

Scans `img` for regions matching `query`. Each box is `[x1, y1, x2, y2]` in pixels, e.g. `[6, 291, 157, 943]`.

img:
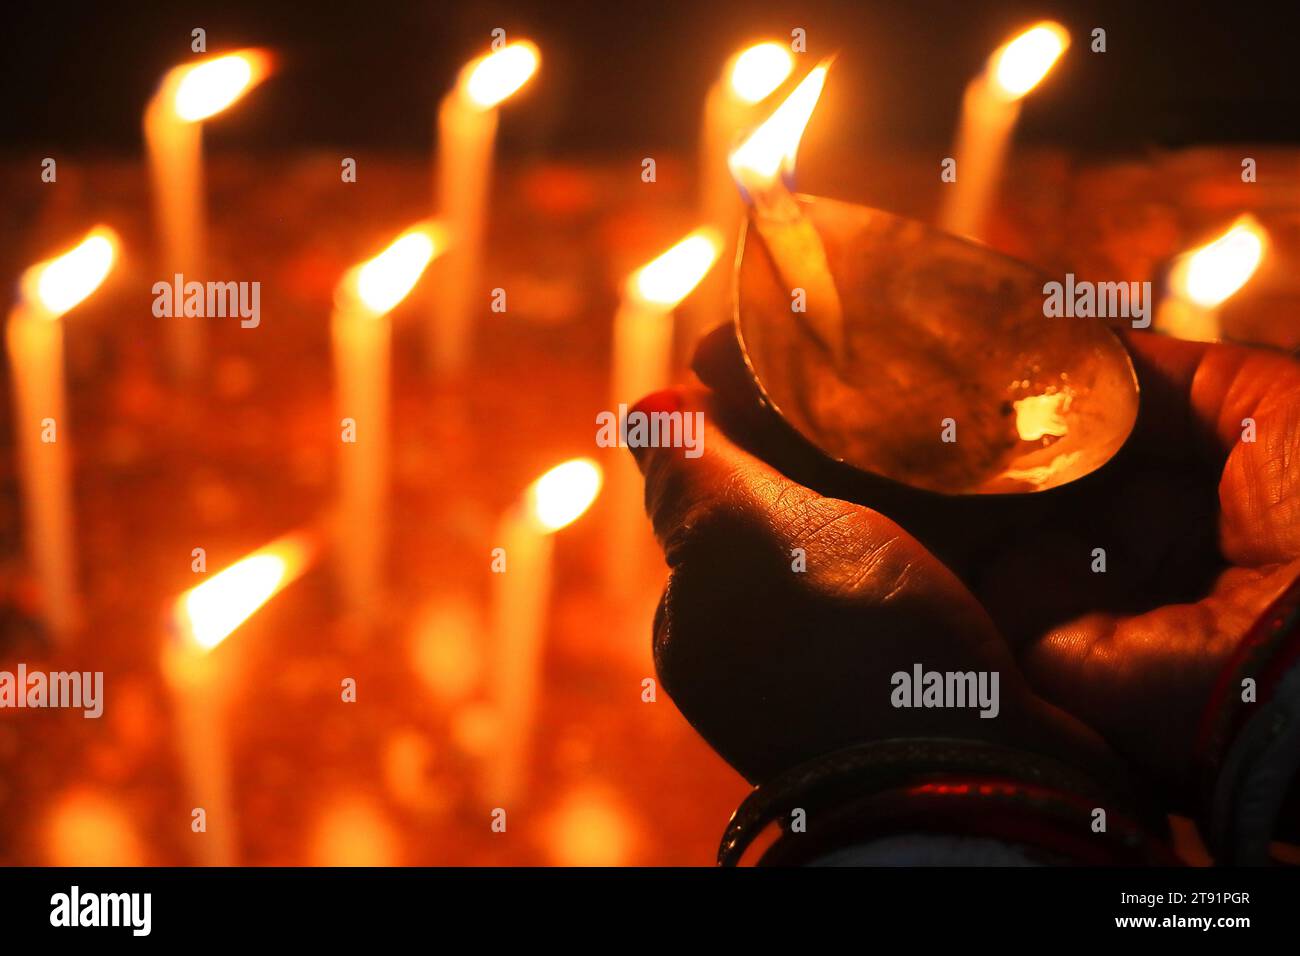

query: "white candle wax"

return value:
[487, 459, 601, 803]
[691, 42, 794, 353]
[938, 22, 1068, 242]
[331, 225, 441, 618]
[144, 50, 269, 382]
[431, 41, 538, 377]
[5, 227, 118, 639]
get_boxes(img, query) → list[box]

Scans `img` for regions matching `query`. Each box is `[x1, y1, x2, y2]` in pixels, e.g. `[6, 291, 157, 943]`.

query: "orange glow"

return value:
[729, 42, 795, 103]
[409, 600, 482, 702]
[337, 222, 445, 317]
[630, 229, 723, 308]
[310, 796, 399, 866]
[990, 22, 1069, 99]
[45, 790, 144, 866]
[1169, 214, 1267, 308]
[20, 226, 119, 319]
[168, 50, 270, 122]
[174, 532, 314, 652]
[527, 458, 602, 533]
[462, 41, 540, 109]
[729, 62, 829, 190]
[545, 787, 638, 866]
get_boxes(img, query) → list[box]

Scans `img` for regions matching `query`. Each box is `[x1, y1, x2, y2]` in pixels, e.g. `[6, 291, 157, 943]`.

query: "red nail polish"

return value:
[630, 388, 682, 419]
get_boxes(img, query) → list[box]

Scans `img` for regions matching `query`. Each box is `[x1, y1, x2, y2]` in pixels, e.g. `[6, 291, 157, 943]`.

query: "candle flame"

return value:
[1170, 215, 1267, 308]
[175, 533, 314, 652]
[528, 458, 602, 533]
[170, 50, 270, 122]
[21, 226, 119, 319]
[991, 22, 1069, 99]
[631, 229, 723, 308]
[729, 42, 795, 104]
[729, 62, 829, 189]
[338, 222, 445, 318]
[463, 41, 540, 109]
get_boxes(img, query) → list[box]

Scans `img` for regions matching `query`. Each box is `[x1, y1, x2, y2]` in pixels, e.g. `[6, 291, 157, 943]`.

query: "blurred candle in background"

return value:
[331, 223, 444, 619]
[938, 22, 1068, 241]
[6, 226, 119, 639]
[729, 62, 843, 360]
[690, 41, 795, 352]
[433, 40, 539, 377]
[1156, 214, 1268, 342]
[607, 230, 721, 596]
[165, 532, 315, 866]
[145, 49, 270, 382]
[489, 458, 602, 803]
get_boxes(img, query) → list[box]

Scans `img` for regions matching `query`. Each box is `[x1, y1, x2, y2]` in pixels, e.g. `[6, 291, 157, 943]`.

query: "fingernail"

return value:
[626, 389, 683, 468]
[630, 388, 682, 418]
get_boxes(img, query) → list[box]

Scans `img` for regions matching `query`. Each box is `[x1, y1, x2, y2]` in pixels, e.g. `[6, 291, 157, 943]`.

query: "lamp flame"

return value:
[729, 62, 829, 189]
[338, 222, 445, 318]
[1170, 215, 1267, 308]
[991, 22, 1069, 99]
[175, 533, 314, 652]
[21, 226, 119, 320]
[729, 42, 795, 104]
[463, 41, 540, 109]
[170, 50, 270, 122]
[527, 459, 602, 533]
[630, 229, 722, 308]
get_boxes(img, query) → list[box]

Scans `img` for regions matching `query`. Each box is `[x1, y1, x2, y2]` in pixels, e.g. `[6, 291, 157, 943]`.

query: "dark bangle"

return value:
[1197, 571, 1300, 864]
[718, 737, 1175, 866]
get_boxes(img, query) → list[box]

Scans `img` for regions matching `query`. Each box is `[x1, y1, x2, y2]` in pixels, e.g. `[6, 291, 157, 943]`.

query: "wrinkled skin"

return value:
[630, 327, 1300, 807]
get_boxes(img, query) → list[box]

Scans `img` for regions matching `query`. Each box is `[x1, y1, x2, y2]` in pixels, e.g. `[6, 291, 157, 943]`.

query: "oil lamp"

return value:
[725, 65, 1139, 495]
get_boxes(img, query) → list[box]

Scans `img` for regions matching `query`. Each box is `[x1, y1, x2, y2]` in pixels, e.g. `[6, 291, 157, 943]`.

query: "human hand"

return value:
[631, 326, 1300, 807]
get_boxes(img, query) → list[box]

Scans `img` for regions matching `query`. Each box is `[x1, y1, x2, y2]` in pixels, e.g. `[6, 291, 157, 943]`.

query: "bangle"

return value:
[718, 737, 1174, 866]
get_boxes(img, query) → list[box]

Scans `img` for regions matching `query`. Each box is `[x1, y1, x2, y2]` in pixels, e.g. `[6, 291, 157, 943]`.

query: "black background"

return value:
[3, 0, 1299, 159]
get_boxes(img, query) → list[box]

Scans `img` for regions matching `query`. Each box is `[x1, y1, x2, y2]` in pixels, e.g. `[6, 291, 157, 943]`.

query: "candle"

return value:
[145, 49, 270, 381]
[331, 222, 444, 618]
[6, 226, 118, 639]
[164, 532, 315, 866]
[938, 22, 1068, 241]
[607, 230, 721, 595]
[729, 62, 844, 361]
[691, 41, 795, 349]
[432, 40, 539, 376]
[488, 458, 601, 802]
[1156, 214, 1268, 342]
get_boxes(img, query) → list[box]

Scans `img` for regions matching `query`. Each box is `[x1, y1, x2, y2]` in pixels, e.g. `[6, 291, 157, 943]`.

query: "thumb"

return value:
[625, 386, 1044, 782]
[629, 385, 948, 605]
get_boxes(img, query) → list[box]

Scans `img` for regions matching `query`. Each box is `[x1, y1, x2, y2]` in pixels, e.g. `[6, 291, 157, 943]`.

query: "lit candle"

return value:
[164, 532, 315, 866]
[608, 231, 721, 595]
[488, 458, 601, 802]
[938, 22, 1068, 241]
[691, 41, 795, 348]
[432, 40, 539, 376]
[331, 222, 444, 618]
[6, 227, 118, 638]
[1156, 214, 1267, 342]
[613, 230, 724, 411]
[729, 62, 843, 360]
[145, 49, 270, 381]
